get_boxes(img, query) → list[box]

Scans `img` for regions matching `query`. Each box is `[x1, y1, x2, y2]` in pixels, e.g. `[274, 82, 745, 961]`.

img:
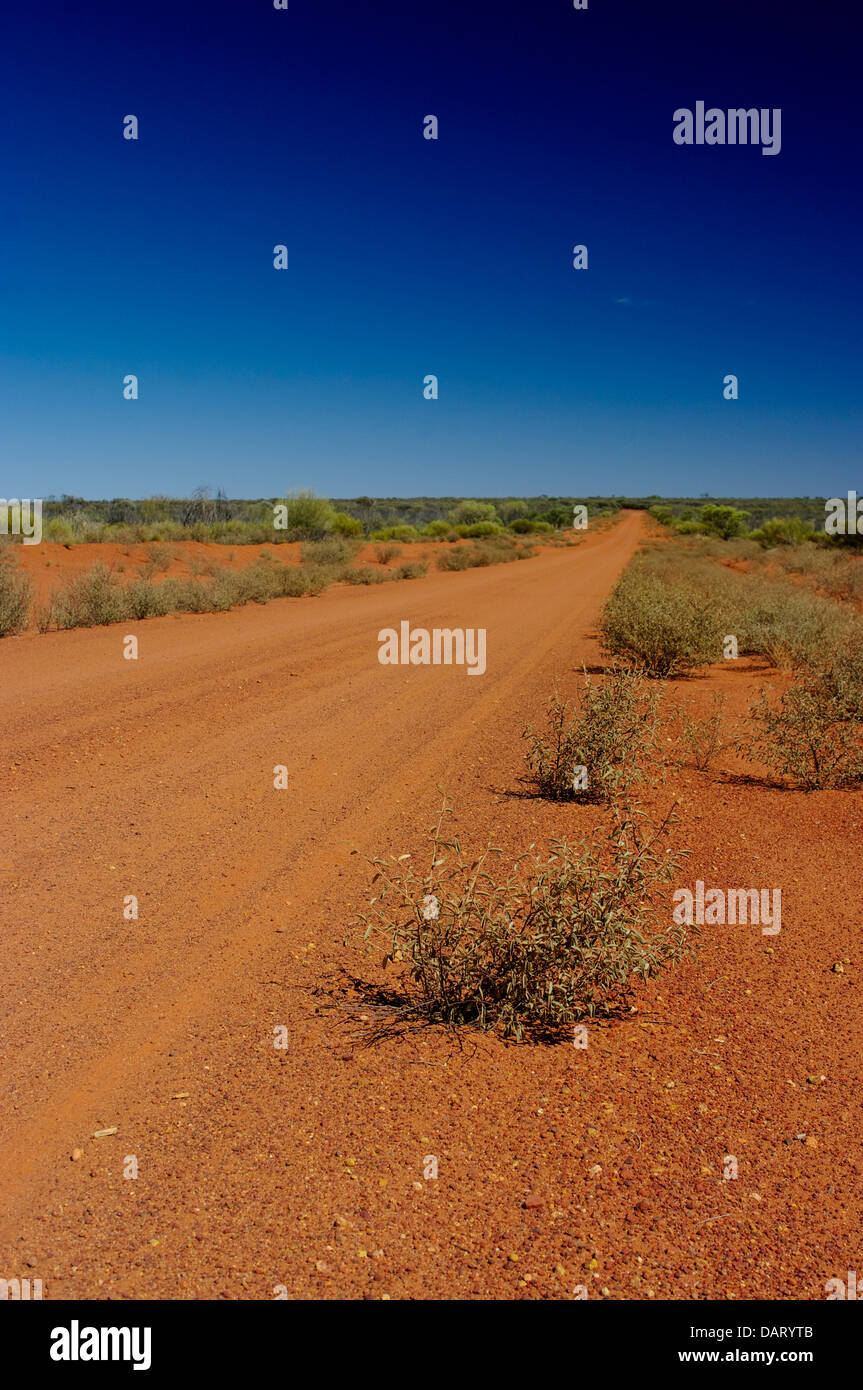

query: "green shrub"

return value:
[369, 525, 420, 542]
[448, 500, 499, 526]
[808, 641, 863, 721]
[455, 522, 502, 538]
[331, 511, 364, 537]
[523, 672, 662, 802]
[232, 563, 284, 604]
[168, 577, 219, 613]
[282, 490, 337, 538]
[42, 517, 77, 544]
[437, 540, 526, 572]
[394, 561, 428, 580]
[498, 499, 529, 523]
[356, 799, 693, 1039]
[699, 504, 750, 540]
[479, 533, 518, 550]
[750, 517, 815, 547]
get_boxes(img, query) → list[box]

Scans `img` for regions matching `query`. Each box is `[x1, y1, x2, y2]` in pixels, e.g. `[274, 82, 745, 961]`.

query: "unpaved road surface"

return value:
[1, 509, 860, 1300]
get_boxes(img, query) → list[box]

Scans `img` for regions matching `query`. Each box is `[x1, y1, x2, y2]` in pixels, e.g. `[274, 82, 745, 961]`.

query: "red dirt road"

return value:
[1, 509, 860, 1301]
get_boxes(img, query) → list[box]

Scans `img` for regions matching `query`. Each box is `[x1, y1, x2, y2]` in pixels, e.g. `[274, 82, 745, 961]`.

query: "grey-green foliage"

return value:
[358, 799, 694, 1040]
[600, 562, 725, 676]
[0, 552, 33, 635]
[523, 670, 662, 802]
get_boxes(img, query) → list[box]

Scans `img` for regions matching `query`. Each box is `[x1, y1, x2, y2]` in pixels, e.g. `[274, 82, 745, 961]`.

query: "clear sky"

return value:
[1, 0, 859, 500]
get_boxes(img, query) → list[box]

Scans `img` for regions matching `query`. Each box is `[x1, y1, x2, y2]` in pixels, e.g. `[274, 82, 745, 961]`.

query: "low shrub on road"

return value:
[523, 669, 662, 802]
[357, 798, 693, 1040]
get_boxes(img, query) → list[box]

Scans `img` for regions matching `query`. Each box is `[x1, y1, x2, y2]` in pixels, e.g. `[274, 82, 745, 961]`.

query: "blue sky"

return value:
[1, 0, 859, 499]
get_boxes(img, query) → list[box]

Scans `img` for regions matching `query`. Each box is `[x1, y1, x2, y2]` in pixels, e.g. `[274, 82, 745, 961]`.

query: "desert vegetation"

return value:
[522, 670, 662, 802]
[601, 538, 863, 791]
[357, 797, 694, 1040]
[31, 550, 430, 632]
[20, 490, 620, 547]
[0, 551, 33, 636]
[353, 524, 863, 1045]
[436, 535, 535, 570]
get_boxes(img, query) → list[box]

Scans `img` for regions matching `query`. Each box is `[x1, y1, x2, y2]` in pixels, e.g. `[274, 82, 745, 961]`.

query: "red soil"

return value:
[0, 510, 859, 1300]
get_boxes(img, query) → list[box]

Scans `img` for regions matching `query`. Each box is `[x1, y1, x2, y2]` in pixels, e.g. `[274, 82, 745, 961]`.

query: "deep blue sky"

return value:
[1, 0, 860, 500]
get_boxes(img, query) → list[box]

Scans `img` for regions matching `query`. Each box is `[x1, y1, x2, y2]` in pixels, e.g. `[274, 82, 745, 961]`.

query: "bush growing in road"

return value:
[437, 539, 526, 571]
[357, 798, 693, 1039]
[523, 670, 662, 802]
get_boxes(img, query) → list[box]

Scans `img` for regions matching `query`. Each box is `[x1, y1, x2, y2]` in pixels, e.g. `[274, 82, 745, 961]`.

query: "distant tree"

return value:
[749, 517, 814, 547]
[699, 504, 749, 540]
[649, 506, 674, 526]
[283, 489, 337, 538]
[449, 499, 499, 526]
[139, 495, 173, 523]
[107, 498, 134, 524]
[498, 499, 529, 522]
[540, 506, 571, 528]
[331, 511, 364, 536]
[182, 485, 217, 526]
